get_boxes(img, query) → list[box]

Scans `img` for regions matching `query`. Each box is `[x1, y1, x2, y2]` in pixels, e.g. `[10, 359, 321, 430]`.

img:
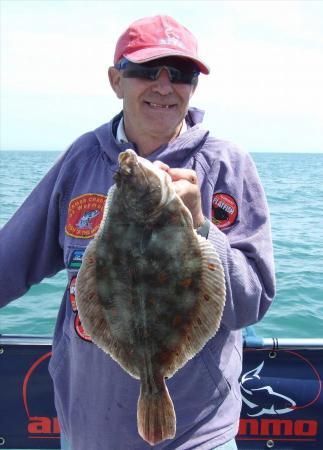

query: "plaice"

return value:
[76, 149, 226, 445]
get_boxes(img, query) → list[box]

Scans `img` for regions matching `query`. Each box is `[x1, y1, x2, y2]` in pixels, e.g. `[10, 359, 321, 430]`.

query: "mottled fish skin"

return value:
[76, 149, 226, 445]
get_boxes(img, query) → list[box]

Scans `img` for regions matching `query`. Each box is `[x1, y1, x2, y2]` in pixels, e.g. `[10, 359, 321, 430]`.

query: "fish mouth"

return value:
[118, 149, 138, 168]
[118, 150, 156, 176]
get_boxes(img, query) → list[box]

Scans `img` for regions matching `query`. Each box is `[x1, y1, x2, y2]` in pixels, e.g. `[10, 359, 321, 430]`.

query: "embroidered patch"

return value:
[68, 276, 78, 312]
[65, 194, 106, 238]
[74, 314, 92, 342]
[212, 193, 238, 229]
[68, 275, 92, 342]
[69, 249, 85, 269]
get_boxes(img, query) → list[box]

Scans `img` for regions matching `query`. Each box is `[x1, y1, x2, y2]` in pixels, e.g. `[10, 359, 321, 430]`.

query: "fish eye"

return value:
[122, 167, 132, 175]
[113, 171, 122, 185]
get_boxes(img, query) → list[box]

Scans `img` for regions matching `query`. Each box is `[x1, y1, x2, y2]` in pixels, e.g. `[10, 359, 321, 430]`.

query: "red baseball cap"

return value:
[114, 15, 210, 74]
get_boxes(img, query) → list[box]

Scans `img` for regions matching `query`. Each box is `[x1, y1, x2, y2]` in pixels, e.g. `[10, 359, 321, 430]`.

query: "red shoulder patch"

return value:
[74, 315, 92, 342]
[212, 193, 238, 229]
[65, 193, 106, 239]
[68, 276, 77, 312]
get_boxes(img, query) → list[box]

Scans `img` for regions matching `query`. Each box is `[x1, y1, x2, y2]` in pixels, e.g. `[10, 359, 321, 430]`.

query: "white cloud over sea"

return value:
[1, 0, 323, 152]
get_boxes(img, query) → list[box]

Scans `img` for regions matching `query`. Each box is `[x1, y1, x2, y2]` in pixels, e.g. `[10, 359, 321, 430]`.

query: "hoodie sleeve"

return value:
[0, 151, 71, 307]
[206, 148, 275, 331]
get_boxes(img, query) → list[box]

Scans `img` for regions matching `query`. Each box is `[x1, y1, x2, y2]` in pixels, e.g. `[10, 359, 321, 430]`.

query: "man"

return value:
[0, 15, 275, 450]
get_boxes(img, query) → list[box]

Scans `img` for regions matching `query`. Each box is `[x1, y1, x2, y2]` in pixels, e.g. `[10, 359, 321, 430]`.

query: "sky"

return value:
[1, 0, 323, 153]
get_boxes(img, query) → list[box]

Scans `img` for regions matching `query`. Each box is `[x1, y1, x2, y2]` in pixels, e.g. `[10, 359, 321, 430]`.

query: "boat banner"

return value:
[0, 341, 322, 449]
[237, 348, 323, 449]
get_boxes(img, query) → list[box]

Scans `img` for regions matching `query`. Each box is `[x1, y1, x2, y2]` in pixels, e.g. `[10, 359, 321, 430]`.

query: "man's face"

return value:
[109, 57, 198, 146]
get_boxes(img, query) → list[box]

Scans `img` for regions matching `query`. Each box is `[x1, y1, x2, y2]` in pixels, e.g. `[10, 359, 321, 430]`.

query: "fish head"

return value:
[115, 149, 175, 219]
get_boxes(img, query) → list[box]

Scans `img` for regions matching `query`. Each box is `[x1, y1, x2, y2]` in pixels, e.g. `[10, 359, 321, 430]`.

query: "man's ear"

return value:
[190, 79, 198, 98]
[108, 67, 124, 99]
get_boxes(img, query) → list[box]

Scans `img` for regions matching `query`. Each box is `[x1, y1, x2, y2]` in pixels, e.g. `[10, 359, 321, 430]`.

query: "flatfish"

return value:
[76, 149, 226, 445]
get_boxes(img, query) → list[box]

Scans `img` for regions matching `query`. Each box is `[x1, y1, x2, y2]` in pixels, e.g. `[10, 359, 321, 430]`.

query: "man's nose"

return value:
[151, 68, 173, 95]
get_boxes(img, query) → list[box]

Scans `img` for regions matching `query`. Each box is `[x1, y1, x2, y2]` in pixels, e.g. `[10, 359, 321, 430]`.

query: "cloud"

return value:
[2, 31, 113, 95]
[197, 40, 323, 118]
[1, 0, 323, 151]
[229, 0, 323, 46]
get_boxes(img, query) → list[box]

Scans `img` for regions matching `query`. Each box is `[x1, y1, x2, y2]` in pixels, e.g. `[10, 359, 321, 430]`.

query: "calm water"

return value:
[0, 150, 323, 338]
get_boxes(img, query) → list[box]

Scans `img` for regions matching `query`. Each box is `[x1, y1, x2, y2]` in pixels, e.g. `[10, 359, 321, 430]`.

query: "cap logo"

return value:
[159, 26, 185, 49]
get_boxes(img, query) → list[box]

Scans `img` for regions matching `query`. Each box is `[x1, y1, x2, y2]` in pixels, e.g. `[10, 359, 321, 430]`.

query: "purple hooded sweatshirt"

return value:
[0, 108, 275, 450]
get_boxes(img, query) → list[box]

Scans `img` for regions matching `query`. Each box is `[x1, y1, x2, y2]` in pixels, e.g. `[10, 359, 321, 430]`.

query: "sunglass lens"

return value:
[120, 61, 198, 85]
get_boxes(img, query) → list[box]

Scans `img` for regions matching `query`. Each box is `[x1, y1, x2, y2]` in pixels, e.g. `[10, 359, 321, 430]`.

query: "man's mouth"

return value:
[145, 101, 175, 109]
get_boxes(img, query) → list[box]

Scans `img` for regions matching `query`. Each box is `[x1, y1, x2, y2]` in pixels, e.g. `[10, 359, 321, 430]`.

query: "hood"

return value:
[94, 107, 209, 170]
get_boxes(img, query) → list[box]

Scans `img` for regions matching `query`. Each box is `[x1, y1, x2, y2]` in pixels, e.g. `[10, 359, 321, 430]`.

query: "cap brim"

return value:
[123, 47, 210, 74]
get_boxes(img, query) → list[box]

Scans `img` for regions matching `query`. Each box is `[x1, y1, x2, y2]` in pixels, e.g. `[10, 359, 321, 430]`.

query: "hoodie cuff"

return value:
[196, 217, 211, 238]
[207, 221, 229, 265]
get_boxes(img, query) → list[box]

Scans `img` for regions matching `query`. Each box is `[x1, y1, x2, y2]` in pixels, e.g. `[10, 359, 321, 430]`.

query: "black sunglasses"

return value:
[115, 58, 200, 85]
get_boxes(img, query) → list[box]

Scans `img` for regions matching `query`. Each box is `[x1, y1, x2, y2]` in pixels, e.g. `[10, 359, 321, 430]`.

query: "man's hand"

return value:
[167, 168, 204, 228]
[153, 162, 204, 227]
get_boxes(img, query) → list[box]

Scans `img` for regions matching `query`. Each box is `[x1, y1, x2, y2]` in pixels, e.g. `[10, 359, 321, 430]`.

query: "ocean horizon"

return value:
[1, 150, 323, 339]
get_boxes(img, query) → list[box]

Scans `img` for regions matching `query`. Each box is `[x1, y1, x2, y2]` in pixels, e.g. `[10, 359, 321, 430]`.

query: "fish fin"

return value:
[75, 238, 104, 337]
[165, 234, 226, 376]
[75, 191, 140, 379]
[195, 233, 226, 329]
[137, 380, 176, 445]
[96, 184, 117, 235]
[75, 238, 112, 350]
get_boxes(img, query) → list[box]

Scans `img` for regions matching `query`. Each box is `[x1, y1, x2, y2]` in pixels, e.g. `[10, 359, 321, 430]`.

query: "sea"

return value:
[0, 150, 323, 339]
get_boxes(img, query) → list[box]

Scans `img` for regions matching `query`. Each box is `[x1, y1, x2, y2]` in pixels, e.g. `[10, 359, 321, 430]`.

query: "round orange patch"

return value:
[65, 193, 106, 239]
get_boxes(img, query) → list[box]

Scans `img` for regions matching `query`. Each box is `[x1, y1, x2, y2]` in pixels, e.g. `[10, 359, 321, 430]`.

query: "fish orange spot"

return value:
[179, 278, 192, 287]
[172, 315, 182, 327]
[158, 273, 168, 283]
[208, 263, 216, 271]
[158, 351, 172, 364]
[126, 349, 134, 358]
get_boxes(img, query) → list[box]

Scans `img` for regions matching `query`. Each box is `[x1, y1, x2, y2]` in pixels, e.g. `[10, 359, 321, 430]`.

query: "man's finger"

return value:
[153, 160, 170, 171]
[167, 168, 198, 184]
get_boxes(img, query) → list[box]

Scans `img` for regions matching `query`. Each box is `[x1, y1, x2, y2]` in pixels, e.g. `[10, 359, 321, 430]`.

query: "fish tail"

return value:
[137, 381, 176, 445]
